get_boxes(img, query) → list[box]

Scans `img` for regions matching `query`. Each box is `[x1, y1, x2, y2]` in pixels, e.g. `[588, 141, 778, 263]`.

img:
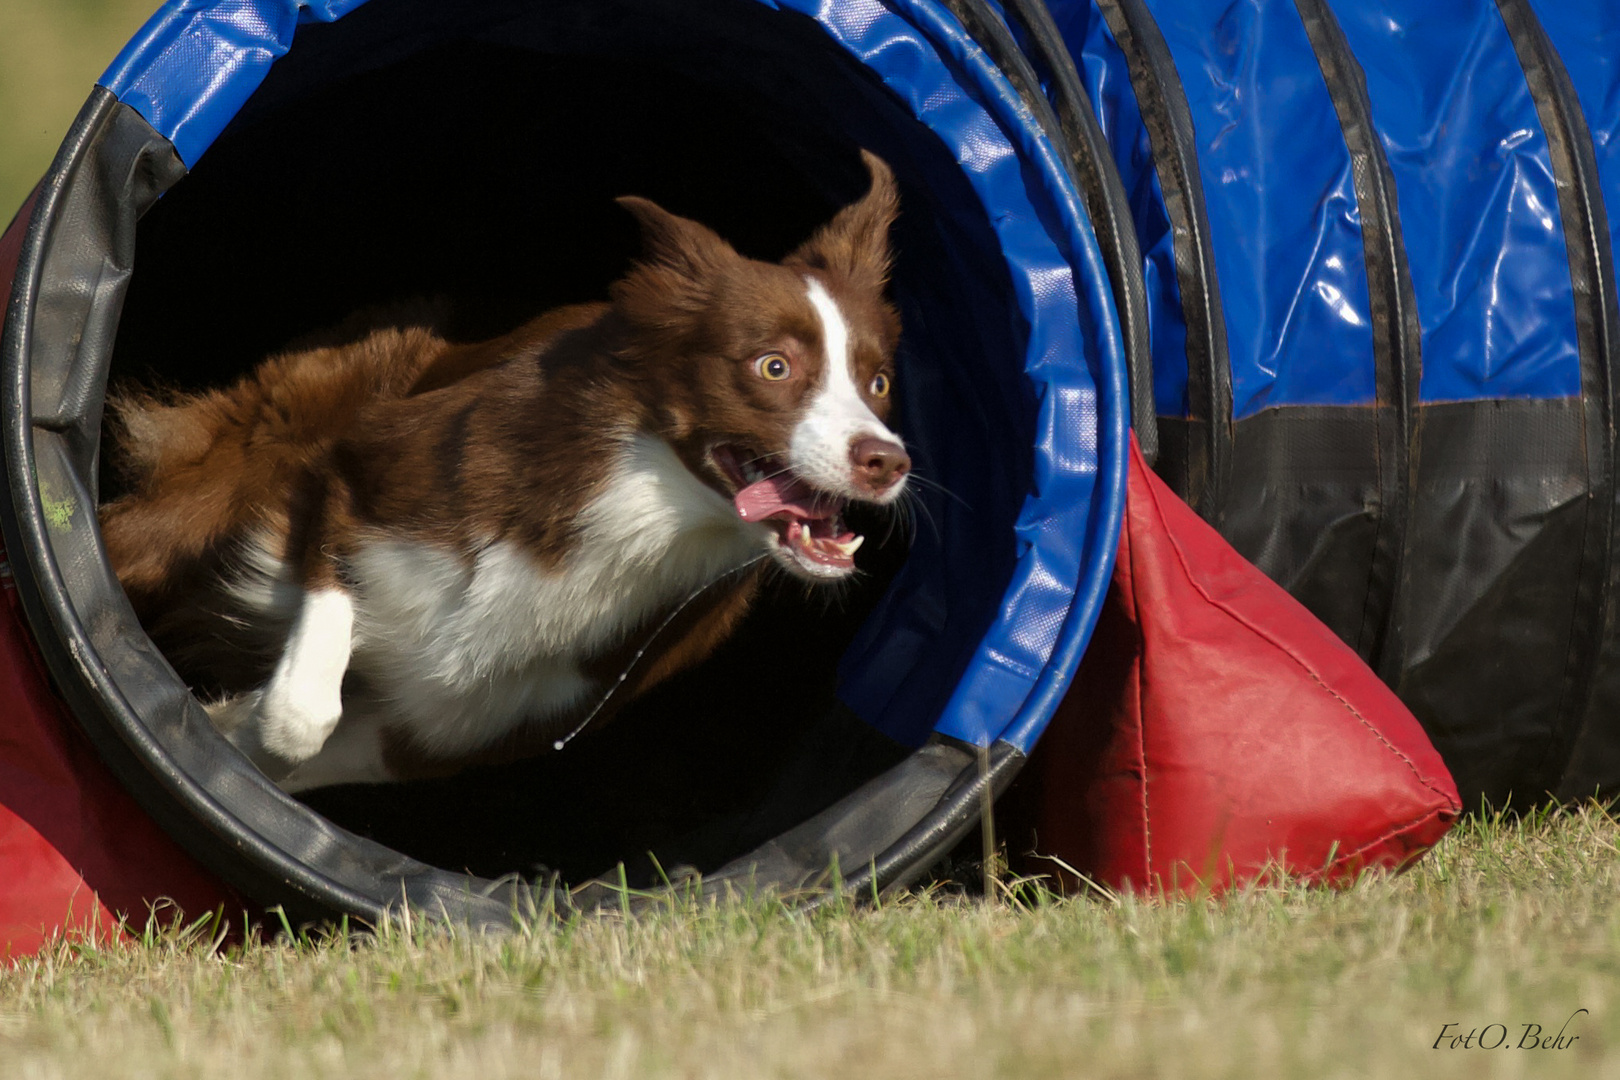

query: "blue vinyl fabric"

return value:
[1045, 0, 1589, 417]
[95, 0, 1128, 753]
[1045, 0, 1378, 419]
[1532, 0, 1620, 292]
[1330, 2, 1580, 404]
[100, 0, 369, 168]
[1131, 0, 1375, 420]
[1045, 0, 1189, 418]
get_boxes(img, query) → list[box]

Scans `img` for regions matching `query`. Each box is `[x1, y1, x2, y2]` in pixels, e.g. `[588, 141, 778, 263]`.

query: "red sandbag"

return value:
[1006, 435, 1461, 894]
[0, 199, 237, 960]
[0, 561, 238, 959]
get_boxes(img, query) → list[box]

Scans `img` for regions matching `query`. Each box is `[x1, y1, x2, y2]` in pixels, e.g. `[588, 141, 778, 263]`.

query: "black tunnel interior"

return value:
[96, 0, 1041, 889]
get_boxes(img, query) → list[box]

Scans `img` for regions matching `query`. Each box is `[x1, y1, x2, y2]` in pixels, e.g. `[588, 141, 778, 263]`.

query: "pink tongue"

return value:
[734, 474, 838, 522]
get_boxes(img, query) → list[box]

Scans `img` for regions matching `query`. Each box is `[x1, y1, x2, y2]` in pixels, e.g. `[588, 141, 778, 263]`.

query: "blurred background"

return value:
[1, 0, 157, 223]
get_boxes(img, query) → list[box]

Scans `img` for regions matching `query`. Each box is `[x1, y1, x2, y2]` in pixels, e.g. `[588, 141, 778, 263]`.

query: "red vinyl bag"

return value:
[0, 566, 236, 959]
[1005, 436, 1462, 894]
[0, 193, 235, 960]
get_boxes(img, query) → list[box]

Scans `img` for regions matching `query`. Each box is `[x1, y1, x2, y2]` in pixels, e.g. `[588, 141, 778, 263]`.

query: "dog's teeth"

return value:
[825, 535, 864, 558]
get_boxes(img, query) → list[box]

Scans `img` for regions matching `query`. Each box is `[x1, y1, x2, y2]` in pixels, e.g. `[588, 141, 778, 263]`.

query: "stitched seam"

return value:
[1124, 522, 1153, 886]
[1141, 475, 1455, 803]
[1136, 659, 1152, 887]
[1312, 807, 1457, 879]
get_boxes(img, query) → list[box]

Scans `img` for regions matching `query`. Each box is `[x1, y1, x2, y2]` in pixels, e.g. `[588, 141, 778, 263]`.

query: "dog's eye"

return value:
[869, 373, 891, 398]
[756, 353, 791, 381]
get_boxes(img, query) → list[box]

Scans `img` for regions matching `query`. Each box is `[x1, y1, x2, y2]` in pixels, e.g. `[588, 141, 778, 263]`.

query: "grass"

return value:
[3, 804, 1618, 1079]
[0, 0, 159, 224]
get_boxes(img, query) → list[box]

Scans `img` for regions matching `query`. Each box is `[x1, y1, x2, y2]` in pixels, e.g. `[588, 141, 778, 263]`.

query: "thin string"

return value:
[551, 553, 769, 750]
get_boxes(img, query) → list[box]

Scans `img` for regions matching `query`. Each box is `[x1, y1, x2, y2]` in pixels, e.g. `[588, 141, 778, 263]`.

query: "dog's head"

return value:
[610, 151, 908, 582]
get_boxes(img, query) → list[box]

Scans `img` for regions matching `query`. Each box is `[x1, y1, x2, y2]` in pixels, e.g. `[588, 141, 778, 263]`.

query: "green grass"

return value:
[0, 1, 159, 224]
[4, 804, 1618, 1079]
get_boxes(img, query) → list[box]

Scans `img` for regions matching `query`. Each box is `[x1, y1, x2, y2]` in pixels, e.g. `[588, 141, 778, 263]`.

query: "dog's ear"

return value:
[788, 150, 899, 282]
[616, 196, 741, 283]
[613, 197, 743, 329]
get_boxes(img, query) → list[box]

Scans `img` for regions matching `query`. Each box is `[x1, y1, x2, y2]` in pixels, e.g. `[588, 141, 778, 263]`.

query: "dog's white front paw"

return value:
[251, 586, 356, 766]
[257, 678, 346, 762]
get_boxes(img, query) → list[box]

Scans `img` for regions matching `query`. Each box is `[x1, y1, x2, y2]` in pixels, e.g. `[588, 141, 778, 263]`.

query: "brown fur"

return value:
[102, 308, 458, 693]
[99, 151, 902, 779]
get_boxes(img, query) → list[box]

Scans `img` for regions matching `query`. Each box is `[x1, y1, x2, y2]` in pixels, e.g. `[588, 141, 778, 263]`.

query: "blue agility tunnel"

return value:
[0, 0, 1131, 925]
[1044, 0, 1620, 808]
[4, 0, 1616, 932]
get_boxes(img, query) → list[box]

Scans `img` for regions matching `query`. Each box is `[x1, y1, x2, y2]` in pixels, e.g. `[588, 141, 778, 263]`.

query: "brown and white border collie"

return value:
[99, 151, 909, 792]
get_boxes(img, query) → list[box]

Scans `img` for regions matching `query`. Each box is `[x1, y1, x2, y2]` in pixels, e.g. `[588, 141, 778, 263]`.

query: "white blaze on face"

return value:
[791, 276, 904, 499]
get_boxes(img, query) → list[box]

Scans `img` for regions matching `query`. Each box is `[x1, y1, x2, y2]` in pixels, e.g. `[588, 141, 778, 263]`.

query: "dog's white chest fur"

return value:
[243, 434, 767, 790]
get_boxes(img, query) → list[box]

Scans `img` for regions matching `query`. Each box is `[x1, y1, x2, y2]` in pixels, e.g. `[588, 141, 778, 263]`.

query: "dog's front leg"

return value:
[221, 587, 355, 778]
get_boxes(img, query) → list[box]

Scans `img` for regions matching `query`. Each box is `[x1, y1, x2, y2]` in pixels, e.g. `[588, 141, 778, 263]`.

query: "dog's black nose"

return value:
[850, 436, 911, 493]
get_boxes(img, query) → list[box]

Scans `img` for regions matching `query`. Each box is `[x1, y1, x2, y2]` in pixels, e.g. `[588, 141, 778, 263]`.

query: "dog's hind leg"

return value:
[206, 689, 288, 781]
[277, 713, 395, 792]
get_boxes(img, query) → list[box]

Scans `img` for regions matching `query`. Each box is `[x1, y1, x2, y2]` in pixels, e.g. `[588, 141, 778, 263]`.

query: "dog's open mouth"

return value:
[712, 445, 863, 579]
